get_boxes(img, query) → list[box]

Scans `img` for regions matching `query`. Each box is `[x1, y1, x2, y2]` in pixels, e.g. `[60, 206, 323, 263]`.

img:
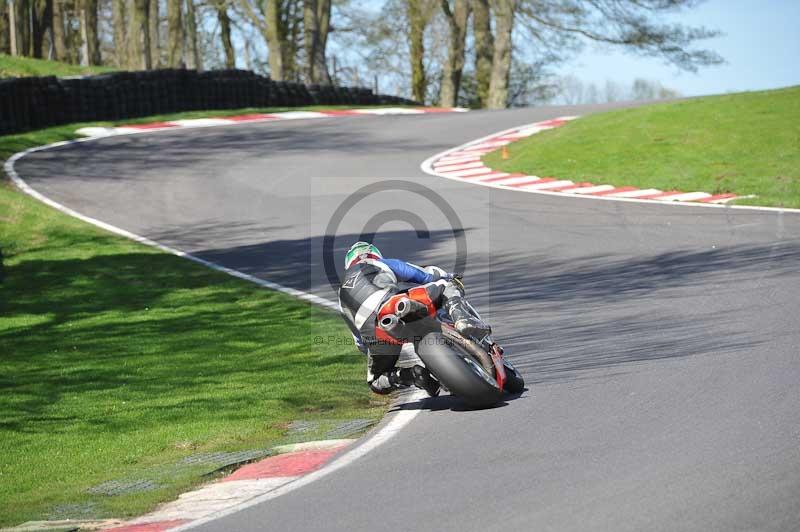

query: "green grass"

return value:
[484, 86, 800, 208]
[0, 53, 114, 78]
[0, 118, 388, 526]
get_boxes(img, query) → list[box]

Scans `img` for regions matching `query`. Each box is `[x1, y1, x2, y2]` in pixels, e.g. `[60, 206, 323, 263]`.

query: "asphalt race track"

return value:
[15, 104, 800, 531]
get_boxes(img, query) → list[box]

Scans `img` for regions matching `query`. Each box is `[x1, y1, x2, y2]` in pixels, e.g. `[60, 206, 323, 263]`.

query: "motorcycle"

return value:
[375, 277, 524, 408]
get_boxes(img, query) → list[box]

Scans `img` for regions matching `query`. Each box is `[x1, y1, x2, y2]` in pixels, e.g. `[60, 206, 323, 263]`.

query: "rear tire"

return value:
[416, 332, 503, 408]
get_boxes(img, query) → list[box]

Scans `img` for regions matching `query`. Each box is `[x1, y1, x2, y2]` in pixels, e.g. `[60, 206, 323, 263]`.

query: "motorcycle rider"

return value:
[338, 241, 491, 396]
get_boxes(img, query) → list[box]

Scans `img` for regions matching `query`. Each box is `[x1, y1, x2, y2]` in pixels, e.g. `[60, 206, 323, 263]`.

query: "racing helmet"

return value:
[344, 241, 382, 269]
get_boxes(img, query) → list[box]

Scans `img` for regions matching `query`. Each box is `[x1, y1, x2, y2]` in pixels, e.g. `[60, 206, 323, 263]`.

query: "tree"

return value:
[439, 0, 469, 107]
[129, 0, 151, 69]
[167, 0, 184, 66]
[215, 0, 235, 68]
[486, 0, 514, 109]
[471, 0, 492, 106]
[31, 0, 51, 59]
[11, 0, 30, 56]
[80, 0, 101, 65]
[506, 0, 723, 109]
[0, 0, 9, 54]
[51, 0, 67, 61]
[112, 0, 127, 67]
[184, 0, 201, 70]
[237, 0, 288, 79]
[149, 0, 160, 67]
[304, 0, 331, 83]
[406, 0, 435, 102]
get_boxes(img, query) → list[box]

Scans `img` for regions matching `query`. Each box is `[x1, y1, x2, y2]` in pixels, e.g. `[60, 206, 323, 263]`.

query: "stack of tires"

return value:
[0, 68, 422, 135]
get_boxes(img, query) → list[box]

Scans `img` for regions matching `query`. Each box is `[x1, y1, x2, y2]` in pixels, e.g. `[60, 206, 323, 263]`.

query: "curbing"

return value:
[73, 107, 468, 138]
[421, 117, 800, 214]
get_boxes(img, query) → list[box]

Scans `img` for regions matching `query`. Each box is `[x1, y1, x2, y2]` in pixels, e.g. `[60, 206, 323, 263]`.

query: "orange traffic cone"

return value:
[501, 146, 509, 160]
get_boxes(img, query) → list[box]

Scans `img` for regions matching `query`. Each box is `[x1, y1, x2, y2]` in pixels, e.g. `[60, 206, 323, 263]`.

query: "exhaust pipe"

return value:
[395, 297, 428, 320]
[378, 313, 403, 338]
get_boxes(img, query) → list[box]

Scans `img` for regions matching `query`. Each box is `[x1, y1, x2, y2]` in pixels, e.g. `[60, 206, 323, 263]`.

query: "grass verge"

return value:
[484, 86, 800, 208]
[0, 53, 115, 78]
[0, 113, 387, 526]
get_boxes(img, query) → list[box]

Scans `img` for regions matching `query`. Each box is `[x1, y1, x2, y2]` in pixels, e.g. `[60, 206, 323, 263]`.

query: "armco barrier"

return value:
[0, 68, 419, 135]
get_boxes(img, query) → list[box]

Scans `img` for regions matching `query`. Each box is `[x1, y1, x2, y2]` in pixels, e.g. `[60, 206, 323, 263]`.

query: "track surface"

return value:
[15, 104, 800, 531]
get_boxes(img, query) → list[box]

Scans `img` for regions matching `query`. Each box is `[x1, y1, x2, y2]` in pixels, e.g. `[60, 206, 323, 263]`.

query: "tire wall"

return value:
[0, 69, 421, 136]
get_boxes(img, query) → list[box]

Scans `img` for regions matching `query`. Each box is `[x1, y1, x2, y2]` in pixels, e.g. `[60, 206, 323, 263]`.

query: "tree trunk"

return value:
[8, 0, 17, 56]
[80, 0, 100, 65]
[0, 0, 9, 55]
[12, 0, 30, 56]
[439, 0, 469, 107]
[216, 1, 234, 68]
[264, 0, 286, 80]
[285, 0, 302, 80]
[51, 0, 66, 60]
[184, 0, 200, 70]
[112, 0, 127, 67]
[149, 0, 159, 67]
[486, 0, 514, 109]
[31, 0, 50, 58]
[407, 0, 427, 103]
[303, 0, 331, 83]
[471, 0, 492, 107]
[129, 0, 151, 69]
[167, 0, 183, 66]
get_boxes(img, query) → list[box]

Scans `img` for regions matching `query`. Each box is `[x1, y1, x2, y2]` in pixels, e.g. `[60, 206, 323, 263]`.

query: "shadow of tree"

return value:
[0, 249, 369, 437]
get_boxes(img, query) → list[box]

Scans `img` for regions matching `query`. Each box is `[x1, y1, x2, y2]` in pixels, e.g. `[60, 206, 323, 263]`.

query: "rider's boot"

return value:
[396, 366, 440, 397]
[445, 297, 492, 339]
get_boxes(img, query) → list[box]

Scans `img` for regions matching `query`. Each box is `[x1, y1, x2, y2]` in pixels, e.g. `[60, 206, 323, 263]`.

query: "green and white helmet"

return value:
[344, 241, 382, 269]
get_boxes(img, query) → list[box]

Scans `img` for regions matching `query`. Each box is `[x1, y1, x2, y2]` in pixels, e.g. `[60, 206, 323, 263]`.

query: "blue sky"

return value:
[562, 0, 800, 96]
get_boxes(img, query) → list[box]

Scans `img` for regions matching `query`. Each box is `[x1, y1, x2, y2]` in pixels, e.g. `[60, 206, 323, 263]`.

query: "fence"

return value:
[0, 68, 419, 136]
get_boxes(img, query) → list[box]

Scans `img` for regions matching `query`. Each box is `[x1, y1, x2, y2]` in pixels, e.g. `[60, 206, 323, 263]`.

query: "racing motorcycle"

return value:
[376, 277, 524, 408]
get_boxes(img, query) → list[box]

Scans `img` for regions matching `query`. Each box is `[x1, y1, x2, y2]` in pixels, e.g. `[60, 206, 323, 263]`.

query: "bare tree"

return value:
[0, 0, 8, 54]
[471, 0, 492, 106]
[184, 0, 201, 69]
[149, 0, 160, 66]
[167, 0, 183, 66]
[439, 0, 469, 107]
[486, 0, 514, 108]
[215, 0, 235, 67]
[11, 0, 30, 56]
[51, 0, 67, 60]
[112, 0, 127, 66]
[406, 0, 436, 102]
[80, 0, 101, 65]
[237, 0, 288, 79]
[304, 0, 331, 83]
[31, 0, 51, 58]
[129, 0, 151, 69]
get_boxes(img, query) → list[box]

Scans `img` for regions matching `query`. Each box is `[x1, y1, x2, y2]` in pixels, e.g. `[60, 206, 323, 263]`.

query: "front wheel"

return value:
[502, 361, 525, 394]
[415, 332, 503, 408]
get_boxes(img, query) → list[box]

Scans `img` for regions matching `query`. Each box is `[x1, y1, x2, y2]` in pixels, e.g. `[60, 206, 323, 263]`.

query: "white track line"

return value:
[4, 130, 429, 528]
[656, 191, 712, 202]
[489, 175, 540, 186]
[571, 184, 616, 195]
[169, 389, 425, 531]
[521, 180, 574, 190]
[605, 188, 662, 198]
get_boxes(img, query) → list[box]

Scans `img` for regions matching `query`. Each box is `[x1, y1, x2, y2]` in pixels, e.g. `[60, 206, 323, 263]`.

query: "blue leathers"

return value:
[381, 259, 437, 284]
